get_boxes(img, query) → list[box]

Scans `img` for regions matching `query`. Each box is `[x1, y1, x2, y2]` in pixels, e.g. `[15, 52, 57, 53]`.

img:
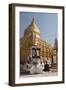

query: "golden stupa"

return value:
[20, 18, 57, 66]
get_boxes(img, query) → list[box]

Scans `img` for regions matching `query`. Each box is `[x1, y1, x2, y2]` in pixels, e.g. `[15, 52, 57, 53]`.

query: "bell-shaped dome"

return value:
[24, 18, 40, 36]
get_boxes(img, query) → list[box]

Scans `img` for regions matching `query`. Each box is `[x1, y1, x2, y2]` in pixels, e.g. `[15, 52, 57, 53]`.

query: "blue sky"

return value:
[20, 12, 58, 46]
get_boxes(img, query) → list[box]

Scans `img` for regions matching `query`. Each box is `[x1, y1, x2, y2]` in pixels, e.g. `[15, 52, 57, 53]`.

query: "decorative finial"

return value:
[31, 18, 35, 25]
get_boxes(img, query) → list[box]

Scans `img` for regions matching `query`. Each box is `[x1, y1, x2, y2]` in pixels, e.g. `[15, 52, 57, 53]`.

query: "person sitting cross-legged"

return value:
[43, 61, 50, 72]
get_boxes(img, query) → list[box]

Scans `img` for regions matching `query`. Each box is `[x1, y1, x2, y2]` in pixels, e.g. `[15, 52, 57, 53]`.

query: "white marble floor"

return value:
[20, 71, 58, 78]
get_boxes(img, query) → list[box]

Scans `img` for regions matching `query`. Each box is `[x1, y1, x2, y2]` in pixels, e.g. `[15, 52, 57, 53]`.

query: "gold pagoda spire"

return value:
[30, 18, 39, 30]
[24, 18, 40, 36]
[31, 18, 35, 26]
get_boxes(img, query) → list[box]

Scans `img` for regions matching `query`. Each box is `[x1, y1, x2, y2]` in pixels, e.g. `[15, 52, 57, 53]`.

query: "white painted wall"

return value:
[0, 0, 66, 90]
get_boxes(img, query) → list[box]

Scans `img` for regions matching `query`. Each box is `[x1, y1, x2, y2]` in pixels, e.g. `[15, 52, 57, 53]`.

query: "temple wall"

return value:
[20, 36, 54, 64]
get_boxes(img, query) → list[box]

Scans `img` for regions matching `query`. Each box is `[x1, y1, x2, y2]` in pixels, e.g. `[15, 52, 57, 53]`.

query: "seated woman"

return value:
[43, 61, 50, 72]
